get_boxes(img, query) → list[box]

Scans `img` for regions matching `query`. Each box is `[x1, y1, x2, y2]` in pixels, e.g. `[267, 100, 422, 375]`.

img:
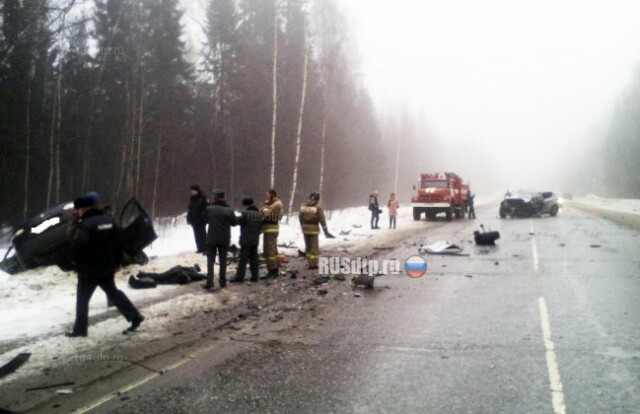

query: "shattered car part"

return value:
[0, 198, 157, 275]
[419, 241, 465, 255]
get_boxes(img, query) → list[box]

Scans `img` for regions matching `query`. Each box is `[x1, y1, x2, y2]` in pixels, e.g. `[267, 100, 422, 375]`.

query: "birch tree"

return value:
[286, 34, 309, 221]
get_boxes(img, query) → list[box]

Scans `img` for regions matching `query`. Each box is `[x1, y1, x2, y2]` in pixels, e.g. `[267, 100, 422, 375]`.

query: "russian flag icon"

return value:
[404, 255, 428, 278]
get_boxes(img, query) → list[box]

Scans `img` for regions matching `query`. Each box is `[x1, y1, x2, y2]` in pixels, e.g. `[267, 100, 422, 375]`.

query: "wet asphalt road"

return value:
[93, 205, 640, 414]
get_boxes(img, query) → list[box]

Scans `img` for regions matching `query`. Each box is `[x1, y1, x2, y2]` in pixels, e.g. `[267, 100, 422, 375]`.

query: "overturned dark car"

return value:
[499, 191, 560, 219]
[0, 198, 157, 275]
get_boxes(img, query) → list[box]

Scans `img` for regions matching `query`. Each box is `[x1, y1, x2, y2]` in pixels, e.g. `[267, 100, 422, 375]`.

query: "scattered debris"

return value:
[373, 246, 394, 251]
[297, 249, 306, 257]
[56, 389, 73, 395]
[494, 261, 499, 266]
[333, 274, 346, 281]
[312, 276, 331, 286]
[559, 243, 565, 247]
[354, 292, 362, 298]
[590, 244, 601, 248]
[352, 224, 362, 229]
[339, 229, 352, 236]
[419, 241, 466, 255]
[352, 274, 375, 289]
[277, 241, 296, 248]
[286, 270, 298, 279]
[269, 313, 284, 323]
[0, 353, 31, 379]
[473, 225, 500, 246]
[317, 289, 328, 296]
[465, 274, 473, 278]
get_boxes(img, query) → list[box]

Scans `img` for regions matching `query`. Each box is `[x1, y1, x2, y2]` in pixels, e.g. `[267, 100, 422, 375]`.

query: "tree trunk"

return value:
[286, 36, 309, 222]
[269, 0, 279, 188]
[23, 72, 33, 221]
[151, 132, 162, 220]
[47, 70, 62, 207]
[393, 127, 401, 192]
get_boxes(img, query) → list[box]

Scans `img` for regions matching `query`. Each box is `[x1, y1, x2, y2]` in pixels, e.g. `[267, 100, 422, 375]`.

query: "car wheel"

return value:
[550, 204, 559, 217]
[413, 208, 421, 221]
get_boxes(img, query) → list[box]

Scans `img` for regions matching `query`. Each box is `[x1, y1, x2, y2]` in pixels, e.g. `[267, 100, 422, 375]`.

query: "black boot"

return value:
[127, 315, 145, 332]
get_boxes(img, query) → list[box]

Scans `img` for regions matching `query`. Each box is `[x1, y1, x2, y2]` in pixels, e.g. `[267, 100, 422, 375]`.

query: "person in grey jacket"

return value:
[202, 189, 238, 289]
[230, 197, 263, 283]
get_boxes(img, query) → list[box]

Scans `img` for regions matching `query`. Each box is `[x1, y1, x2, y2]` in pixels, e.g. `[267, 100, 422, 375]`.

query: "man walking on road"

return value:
[66, 195, 144, 337]
[299, 192, 335, 269]
[230, 197, 262, 283]
[202, 189, 238, 289]
[260, 189, 283, 279]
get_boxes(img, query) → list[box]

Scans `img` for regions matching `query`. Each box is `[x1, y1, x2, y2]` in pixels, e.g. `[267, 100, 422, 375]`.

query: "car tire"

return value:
[550, 205, 559, 217]
[413, 208, 421, 221]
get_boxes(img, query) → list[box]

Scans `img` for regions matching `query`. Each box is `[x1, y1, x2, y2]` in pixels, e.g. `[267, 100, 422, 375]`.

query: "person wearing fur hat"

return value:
[66, 194, 144, 337]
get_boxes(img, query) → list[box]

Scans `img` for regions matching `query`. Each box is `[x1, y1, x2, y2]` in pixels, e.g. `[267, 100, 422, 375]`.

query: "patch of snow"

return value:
[576, 195, 640, 215]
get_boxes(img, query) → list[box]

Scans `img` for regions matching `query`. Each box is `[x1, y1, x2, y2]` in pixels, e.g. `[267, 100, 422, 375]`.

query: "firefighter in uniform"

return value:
[260, 189, 283, 278]
[299, 192, 335, 269]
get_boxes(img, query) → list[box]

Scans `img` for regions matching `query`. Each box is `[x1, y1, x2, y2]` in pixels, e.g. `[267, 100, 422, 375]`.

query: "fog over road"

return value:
[86, 204, 640, 414]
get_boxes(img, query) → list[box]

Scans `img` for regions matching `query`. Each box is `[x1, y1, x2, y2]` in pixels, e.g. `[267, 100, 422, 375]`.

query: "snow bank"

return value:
[576, 195, 640, 215]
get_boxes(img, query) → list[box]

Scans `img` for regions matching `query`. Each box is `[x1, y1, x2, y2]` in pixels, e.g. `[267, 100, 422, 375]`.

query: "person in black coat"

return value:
[187, 185, 208, 253]
[202, 189, 238, 289]
[230, 197, 263, 283]
[66, 195, 144, 337]
[467, 190, 476, 219]
[369, 190, 381, 229]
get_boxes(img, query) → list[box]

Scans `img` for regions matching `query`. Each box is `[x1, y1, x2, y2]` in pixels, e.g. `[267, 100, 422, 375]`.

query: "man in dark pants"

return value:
[230, 197, 262, 283]
[187, 185, 208, 253]
[66, 196, 144, 337]
[467, 190, 476, 219]
[369, 190, 381, 229]
[202, 189, 238, 289]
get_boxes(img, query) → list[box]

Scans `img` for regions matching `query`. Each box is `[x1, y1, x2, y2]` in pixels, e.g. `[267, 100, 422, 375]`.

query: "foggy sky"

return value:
[340, 0, 640, 194]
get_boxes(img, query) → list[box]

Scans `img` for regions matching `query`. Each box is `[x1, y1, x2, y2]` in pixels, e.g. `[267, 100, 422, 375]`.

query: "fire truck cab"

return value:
[410, 172, 469, 221]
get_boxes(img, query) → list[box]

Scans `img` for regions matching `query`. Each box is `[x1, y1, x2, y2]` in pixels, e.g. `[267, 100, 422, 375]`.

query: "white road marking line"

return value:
[530, 221, 539, 274]
[75, 342, 221, 413]
[538, 297, 567, 414]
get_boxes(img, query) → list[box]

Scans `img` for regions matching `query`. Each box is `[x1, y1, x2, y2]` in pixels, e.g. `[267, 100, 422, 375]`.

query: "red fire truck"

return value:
[410, 172, 469, 221]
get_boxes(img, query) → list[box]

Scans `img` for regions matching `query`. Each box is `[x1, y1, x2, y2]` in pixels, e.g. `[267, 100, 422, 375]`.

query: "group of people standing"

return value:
[368, 190, 400, 229]
[187, 186, 335, 289]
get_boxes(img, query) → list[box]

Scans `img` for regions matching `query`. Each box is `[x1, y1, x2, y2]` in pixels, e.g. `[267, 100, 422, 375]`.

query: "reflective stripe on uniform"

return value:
[263, 224, 279, 234]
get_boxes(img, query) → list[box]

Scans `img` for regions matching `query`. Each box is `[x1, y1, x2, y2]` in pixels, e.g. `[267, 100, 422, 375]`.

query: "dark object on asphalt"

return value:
[0, 198, 156, 275]
[131, 266, 206, 287]
[499, 191, 560, 218]
[312, 276, 331, 285]
[352, 273, 375, 289]
[333, 274, 346, 281]
[590, 244, 601, 248]
[474, 225, 500, 246]
[317, 289, 328, 295]
[0, 353, 31, 379]
[339, 229, 351, 236]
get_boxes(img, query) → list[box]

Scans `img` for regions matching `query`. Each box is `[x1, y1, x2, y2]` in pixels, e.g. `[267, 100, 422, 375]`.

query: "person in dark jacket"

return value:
[66, 195, 144, 337]
[187, 185, 208, 253]
[230, 197, 262, 283]
[202, 189, 238, 289]
[467, 190, 476, 219]
[369, 190, 381, 229]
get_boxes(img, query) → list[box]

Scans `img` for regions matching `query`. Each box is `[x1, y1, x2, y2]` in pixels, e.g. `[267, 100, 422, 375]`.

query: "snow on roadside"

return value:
[574, 195, 640, 215]
[0, 197, 498, 351]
